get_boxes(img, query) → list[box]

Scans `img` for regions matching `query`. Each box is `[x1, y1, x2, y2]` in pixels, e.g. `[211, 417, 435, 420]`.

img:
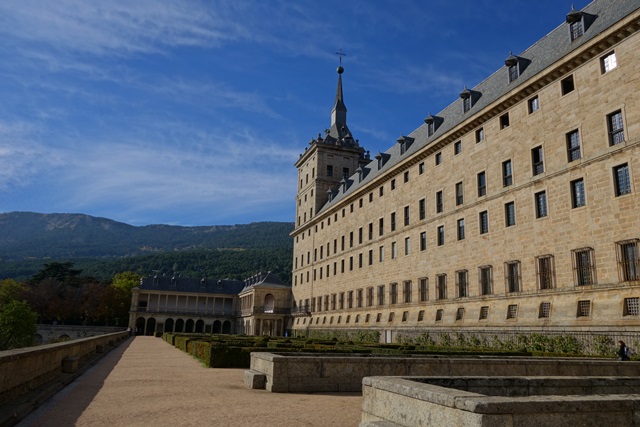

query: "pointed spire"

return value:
[331, 65, 347, 129]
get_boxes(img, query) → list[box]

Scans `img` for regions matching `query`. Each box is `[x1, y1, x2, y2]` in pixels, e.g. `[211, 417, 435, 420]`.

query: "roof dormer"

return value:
[423, 114, 443, 137]
[397, 135, 415, 155]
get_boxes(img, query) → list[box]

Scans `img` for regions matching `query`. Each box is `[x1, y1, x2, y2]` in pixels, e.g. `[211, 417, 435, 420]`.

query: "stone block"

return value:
[61, 356, 79, 373]
[243, 369, 266, 389]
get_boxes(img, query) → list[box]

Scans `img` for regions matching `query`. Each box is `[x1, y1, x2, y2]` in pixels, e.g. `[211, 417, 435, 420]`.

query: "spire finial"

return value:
[335, 49, 346, 74]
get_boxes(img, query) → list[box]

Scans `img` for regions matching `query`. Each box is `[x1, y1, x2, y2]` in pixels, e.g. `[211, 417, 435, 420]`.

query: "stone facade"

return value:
[291, 1, 640, 339]
[129, 272, 291, 336]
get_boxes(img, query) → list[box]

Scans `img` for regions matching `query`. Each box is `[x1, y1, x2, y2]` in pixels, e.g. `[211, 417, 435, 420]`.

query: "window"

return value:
[419, 278, 428, 302]
[475, 127, 484, 143]
[455, 182, 464, 206]
[577, 300, 591, 317]
[326, 165, 333, 176]
[502, 160, 513, 187]
[391, 179, 396, 190]
[561, 75, 575, 95]
[404, 206, 410, 226]
[454, 141, 462, 155]
[479, 210, 489, 234]
[573, 248, 596, 286]
[368, 223, 373, 240]
[366, 287, 374, 307]
[391, 241, 397, 259]
[608, 110, 624, 146]
[358, 253, 363, 268]
[435, 152, 442, 165]
[368, 249, 373, 266]
[403, 281, 412, 303]
[350, 232, 354, 247]
[437, 225, 445, 246]
[435, 309, 444, 321]
[379, 186, 383, 197]
[391, 212, 396, 231]
[535, 191, 547, 218]
[500, 113, 510, 129]
[436, 191, 443, 213]
[536, 255, 555, 290]
[418, 310, 425, 321]
[358, 227, 363, 244]
[356, 289, 363, 308]
[379, 218, 384, 236]
[390, 283, 398, 305]
[566, 130, 581, 162]
[624, 297, 639, 316]
[419, 162, 425, 174]
[436, 274, 447, 300]
[507, 304, 518, 319]
[601, 51, 617, 73]
[404, 171, 409, 183]
[531, 146, 544, 175]
[342, 167, 349, 179]
[479, 306, 489, 320]
[508, 63, 519, 83]
[377, 285, 385, 306]
[401, 311, 408, 322]
[617, 240, 640, 282]
[505, 202, 516, 227]
[569, 19, 583, 41]
[477, 171, 486, 197]
[505, 261, 521, 293]
[613, 163, 631, 196]
[456, 270, 468, 298]
[539, 302, 551, 318]
[420, 231, 427, 251]
[404, 237, 411, 255]
[528, 96, 540, 114]
[369, 192, 373, 203]
[457, 218, 465, 241]
[455, 308, 465, 321]
[419, 198, 426, 220]
[571, 178, 585, 208]
[379, 245, 384, 262]
[479, 266, 492, 295]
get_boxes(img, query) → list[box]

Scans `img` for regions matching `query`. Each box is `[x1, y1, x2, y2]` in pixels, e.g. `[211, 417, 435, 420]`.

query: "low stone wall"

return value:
[360, 376, 640, 427]
[0, 331, 130, 404]
[246, 352, 640, 393]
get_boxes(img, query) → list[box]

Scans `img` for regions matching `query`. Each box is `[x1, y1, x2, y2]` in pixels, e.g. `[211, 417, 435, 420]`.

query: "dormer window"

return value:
[460, 87, 472, 113]
[375, 152, 390, 170]
[424, 114, 441, 137]
[397, 135, 414, 155]
[566, 6, 584, 42]
[505, 52, 519, 83]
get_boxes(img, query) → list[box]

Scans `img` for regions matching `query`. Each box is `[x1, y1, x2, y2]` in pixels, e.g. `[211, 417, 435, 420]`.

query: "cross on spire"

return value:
[335, 49, 347, 66]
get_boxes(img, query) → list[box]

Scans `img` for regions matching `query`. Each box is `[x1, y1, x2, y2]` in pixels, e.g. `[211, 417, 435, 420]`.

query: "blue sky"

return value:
[0, 0, 588, 226]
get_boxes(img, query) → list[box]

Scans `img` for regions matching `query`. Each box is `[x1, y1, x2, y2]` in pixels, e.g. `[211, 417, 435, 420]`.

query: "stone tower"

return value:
[294, 66, 369, 228]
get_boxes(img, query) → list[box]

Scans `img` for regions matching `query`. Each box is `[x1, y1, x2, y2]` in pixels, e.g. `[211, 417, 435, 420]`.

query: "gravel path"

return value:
[18, 336, 362, 427]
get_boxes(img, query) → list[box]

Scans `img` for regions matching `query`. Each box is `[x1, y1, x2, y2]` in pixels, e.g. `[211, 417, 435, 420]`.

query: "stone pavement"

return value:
[17, 336, 362, 427]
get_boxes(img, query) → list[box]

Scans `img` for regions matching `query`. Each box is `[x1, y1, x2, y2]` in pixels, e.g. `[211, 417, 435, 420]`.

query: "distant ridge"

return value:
[0, 212, 293, 260]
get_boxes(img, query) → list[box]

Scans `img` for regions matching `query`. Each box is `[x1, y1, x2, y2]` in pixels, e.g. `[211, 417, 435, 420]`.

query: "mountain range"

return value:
[0, 212, 293, 260]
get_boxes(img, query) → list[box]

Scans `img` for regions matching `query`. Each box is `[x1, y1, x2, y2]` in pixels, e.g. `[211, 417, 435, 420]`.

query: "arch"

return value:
[222, 320, 232, 334]
[212, 320, 222, 333]
[175, 318, 185, 333]
[185, 319, 195, 333]
[136, 317, 146, 335]
[58, 334, 71, 341]
[145, 318, 156, 335]
[195, 319, 205, 333]
[164, 318, 175, 333]
[264, 294, 275, 313]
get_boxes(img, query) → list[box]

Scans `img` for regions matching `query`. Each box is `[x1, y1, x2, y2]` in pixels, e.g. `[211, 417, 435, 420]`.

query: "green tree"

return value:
[30, 262, 83, 286]
[0, 279, 38, 350]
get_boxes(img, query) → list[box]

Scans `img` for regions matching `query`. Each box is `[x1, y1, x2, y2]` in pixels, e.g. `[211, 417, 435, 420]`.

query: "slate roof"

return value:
[241, 271, 291, 292]
[138, 276, 245, 295]
[318, 0, 640, 214]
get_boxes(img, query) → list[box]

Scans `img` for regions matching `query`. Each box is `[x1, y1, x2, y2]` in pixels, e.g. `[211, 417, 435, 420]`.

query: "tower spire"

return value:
[330, 51, 347, 133]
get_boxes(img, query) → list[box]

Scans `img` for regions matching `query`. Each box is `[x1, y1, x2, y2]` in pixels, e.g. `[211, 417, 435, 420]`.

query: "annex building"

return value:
[291, 0, 640, 342]
[129, 271, 291, 336]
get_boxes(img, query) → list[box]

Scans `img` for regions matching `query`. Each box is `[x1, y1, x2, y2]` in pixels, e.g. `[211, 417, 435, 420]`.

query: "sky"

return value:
[0, 0, 590, 226]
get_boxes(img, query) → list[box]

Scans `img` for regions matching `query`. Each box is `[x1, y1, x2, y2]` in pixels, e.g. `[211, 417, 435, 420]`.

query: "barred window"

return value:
[419, 277, 428, 302]
[539, 302, 551, 318]
[617, 240, 640, 282]
[570, 20, 583, 41]
[624, 297, 639, 316]
[456, 270, 468, 298]
[479, 265, 493, 295]
[608, 110, 624, 146]
[457, 218, 465, 241]
[502, 159, 513, 187]
[419, 198, 426, 220]
[531, 146, 544, 176]
[566, 130, 581, 162]
[613, 163, 631, 196]
[505, 261, 521, 293]
[436, 191, 444, 213]
[577, 300, 591, 317]
[436, 274, 447, 300]
[479, 306, 489, 320]
[356, 289, 363, 308]
[601, 51, 617, 73]
[455, 308, 465, 321]
[435, 309, 444, 322]
[505, 202, 516, 227]
[437, 225, 445, 246]
[403, 281, 412, 304]
[366, 287, 374, 307]
[377, 285, 385, 306]
[535, 191, 548, 218]
[479, 210, 489, 234]
[390, 283, 398, 305]
[536, 255, 555, 290]
[573, 247, 596, 286]
[528, 96, 539, 114]
[507, 304, 518, 319]
[456, 182, 464, 206]
[571, 178, 586, 208]
[477, 171, 486, 197]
